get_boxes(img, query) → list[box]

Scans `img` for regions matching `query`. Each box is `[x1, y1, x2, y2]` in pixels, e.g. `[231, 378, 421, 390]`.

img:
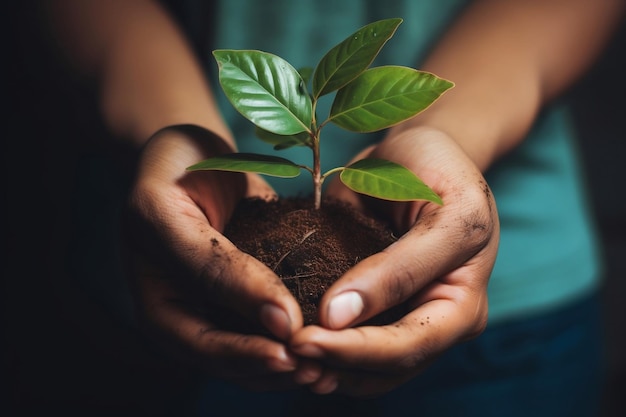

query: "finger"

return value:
[130, 202, 303, 340]
[245, 173, 277, 200]
[191, 234, 303, 340]
[307, 369, 340, 395]
[137, 270, 299, 379]
[292, 359, 324, 385]
[129, 131, 303, 340]
[310, 369, 425, 398]
[307, 367, 404, 398]
[316, 194, 495, 329]
[291, 289, 486, 376]
[292, 300, 456, 369]
[319, 131, 497, 329]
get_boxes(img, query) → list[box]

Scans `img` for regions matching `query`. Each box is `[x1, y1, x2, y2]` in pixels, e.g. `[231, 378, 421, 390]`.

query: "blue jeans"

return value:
[187, 293, 604, 417]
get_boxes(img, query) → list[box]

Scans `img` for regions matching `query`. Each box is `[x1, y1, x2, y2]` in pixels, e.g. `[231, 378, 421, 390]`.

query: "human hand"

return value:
[290, 127, 499, 396]
[125, 125, 313, 391]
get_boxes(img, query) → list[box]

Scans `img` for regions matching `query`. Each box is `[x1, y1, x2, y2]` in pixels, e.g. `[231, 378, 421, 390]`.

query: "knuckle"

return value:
[395, 339, 435, 372]
[383, 269, 415, 306]
[456, 181, 496, 251]
[467, 310, 488, 340]
[464, 291, 489, 340]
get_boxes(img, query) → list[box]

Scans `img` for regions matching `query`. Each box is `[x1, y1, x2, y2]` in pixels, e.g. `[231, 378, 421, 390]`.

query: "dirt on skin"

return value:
[224, 197, 398, 325]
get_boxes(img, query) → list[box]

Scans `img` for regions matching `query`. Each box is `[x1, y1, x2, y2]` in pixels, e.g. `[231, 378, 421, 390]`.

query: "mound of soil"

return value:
[224, 197, 397, 325]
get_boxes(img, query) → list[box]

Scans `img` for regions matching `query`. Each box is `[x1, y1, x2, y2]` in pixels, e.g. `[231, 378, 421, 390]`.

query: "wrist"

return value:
[148, 124, 236, 159]
[136, 124, 241, 186]
[387, 121, 498, 173]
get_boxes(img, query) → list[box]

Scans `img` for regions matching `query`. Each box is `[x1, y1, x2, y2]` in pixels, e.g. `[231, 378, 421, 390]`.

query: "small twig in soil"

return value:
[299, 229, 317, 243]
[272, 230, 318, 299]
[272, 229, 317, 271]
[281, 272, 318, 300]
[281, 272, 318, 280]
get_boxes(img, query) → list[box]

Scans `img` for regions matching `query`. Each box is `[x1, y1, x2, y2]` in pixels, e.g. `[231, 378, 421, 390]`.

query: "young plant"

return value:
[188, 18, 453, 209]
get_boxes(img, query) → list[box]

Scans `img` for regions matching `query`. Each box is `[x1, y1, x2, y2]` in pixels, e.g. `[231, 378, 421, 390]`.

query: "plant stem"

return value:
[308, 99, 322, 210]
[321, 167, 345, 180]
[312, 131, 322, 209]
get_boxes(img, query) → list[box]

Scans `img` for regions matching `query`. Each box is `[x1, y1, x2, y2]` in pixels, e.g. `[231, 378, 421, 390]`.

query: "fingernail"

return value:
[313, 375, 338, 395]
[269, 350, 298, 372]
[291, 343, 324, 358]
[294, 364, 322, 385]
[327, 291, 363, 329]
[260, 304, 291, 340]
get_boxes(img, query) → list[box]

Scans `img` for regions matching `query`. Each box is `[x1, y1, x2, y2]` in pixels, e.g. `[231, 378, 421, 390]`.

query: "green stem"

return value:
[312, 132, 322, 209]
[309, 98, 323, 209]
[321, 167, 345, 180]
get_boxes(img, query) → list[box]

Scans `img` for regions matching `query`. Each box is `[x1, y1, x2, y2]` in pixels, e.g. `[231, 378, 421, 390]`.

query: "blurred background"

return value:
[3, 4, 624, 417]
[570, 19, 626, 417]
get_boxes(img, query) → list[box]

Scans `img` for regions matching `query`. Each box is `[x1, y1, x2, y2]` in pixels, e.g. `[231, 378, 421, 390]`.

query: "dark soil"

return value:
[224, 197, 397, 325]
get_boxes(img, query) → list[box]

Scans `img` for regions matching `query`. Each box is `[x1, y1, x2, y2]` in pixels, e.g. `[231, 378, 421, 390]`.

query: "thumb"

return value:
[128, 126, 303, 340]
[126, 184, 303, 341]
[195, 233, 304, 340]
[316, 205, 486, 329]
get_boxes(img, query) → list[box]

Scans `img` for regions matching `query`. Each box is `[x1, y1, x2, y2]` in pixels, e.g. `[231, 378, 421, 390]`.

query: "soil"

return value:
[224, 197, 398, 326]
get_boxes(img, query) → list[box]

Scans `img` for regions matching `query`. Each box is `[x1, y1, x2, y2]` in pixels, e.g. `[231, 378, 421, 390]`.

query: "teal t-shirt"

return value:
[210, 0, 602, 324]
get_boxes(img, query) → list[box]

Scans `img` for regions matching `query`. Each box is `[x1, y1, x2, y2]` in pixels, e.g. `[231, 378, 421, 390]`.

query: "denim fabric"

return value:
[378, 293, 605, 417]
[187, 294, 604, 417]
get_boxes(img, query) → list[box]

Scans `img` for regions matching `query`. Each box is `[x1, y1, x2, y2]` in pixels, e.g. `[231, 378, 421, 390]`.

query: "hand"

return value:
[289, 127, 499, 396]
[125, 125, 311, 391]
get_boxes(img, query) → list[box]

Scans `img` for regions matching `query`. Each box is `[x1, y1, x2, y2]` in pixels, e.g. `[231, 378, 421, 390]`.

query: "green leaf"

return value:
[312, 18, 402, 99]
[213, 50, 312, 135]
[329, 66, 454, 132]
[187, 153, 302, 178]
[298, 67, 314, 86]
[340, 158, 443, 204]
[255, 127, 311, 150]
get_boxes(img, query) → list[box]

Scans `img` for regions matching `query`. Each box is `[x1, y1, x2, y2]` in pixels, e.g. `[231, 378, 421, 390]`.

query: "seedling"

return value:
[188, 18, 453, 209]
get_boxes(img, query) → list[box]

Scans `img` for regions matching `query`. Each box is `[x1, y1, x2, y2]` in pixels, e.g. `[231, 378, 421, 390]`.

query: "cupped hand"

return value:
[290, 127, 499, 397]
[125, 125, 315, 391]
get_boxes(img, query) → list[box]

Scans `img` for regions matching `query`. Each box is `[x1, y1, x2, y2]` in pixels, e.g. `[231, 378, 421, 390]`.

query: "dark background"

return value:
[3, 4, 625, 416]
[570, 19, 626, 417]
